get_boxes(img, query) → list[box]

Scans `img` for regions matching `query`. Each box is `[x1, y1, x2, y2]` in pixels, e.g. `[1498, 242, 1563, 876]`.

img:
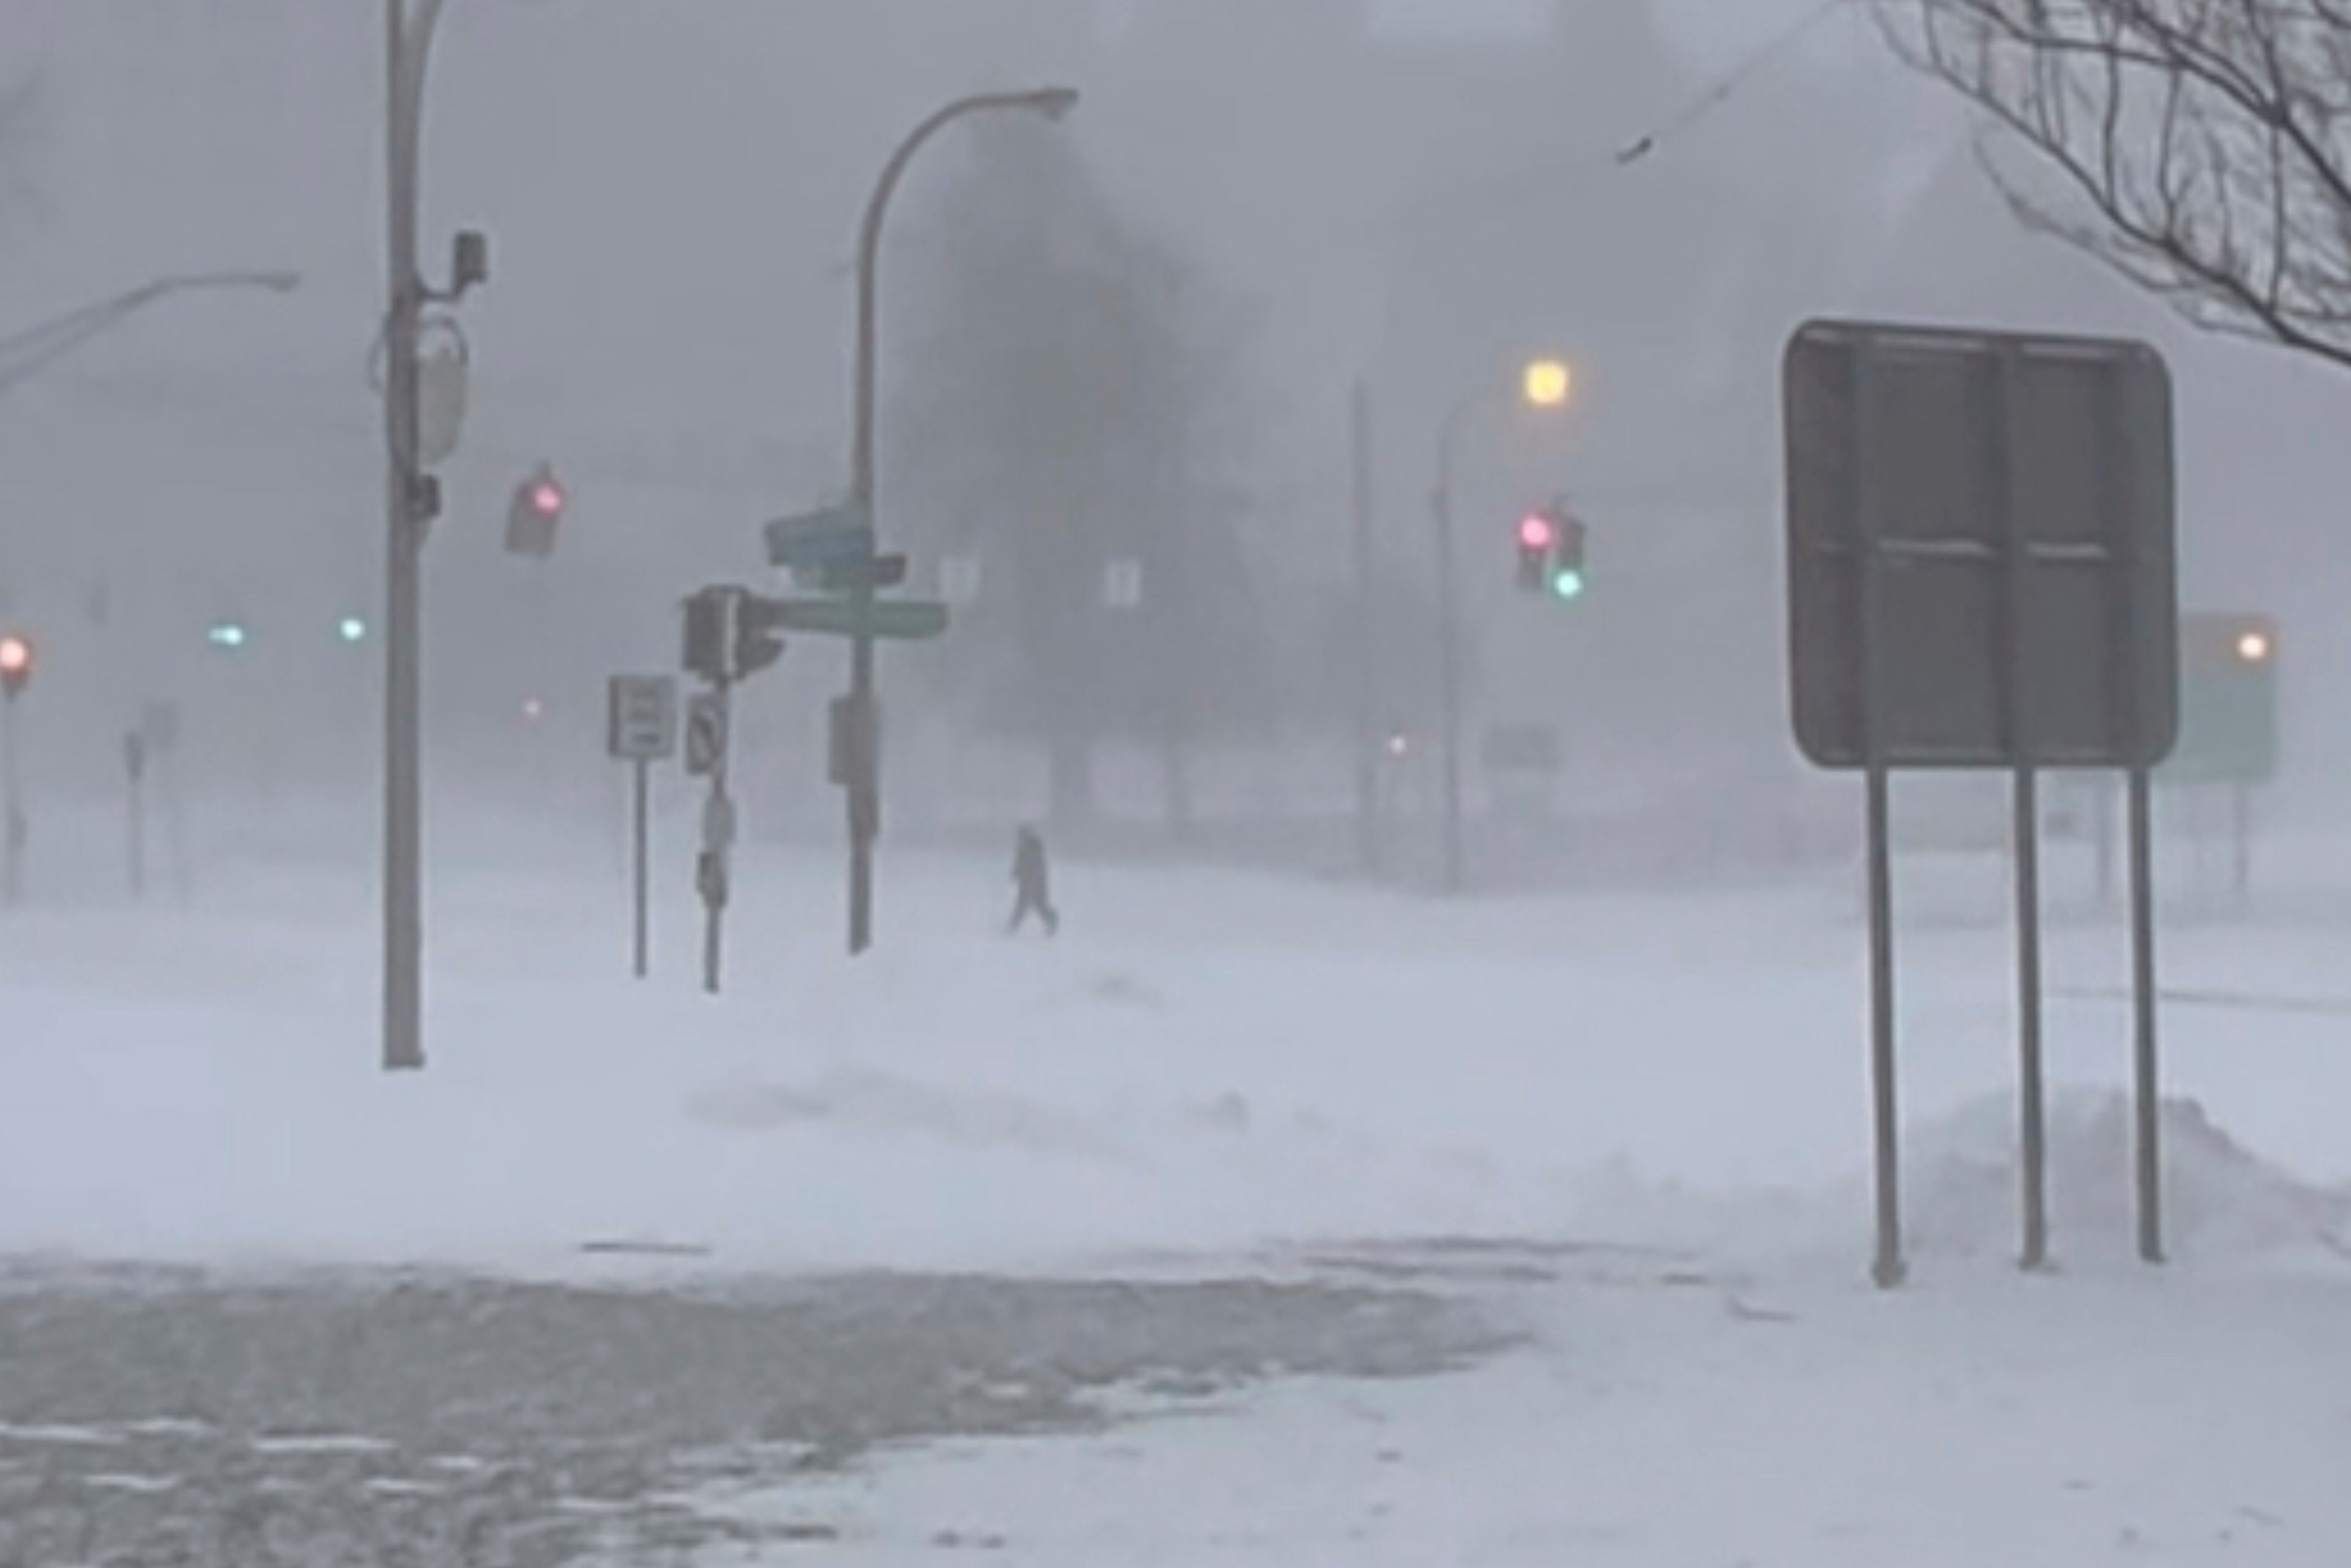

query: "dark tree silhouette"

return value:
[1892, 0, 2351, 370]
[890, 120, 1272, 828]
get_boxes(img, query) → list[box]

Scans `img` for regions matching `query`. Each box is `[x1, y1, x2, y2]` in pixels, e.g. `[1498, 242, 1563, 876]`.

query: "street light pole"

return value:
[1431, 398, 1473, 895]
[1427, 360, 1572, 896]
[381, 0, 467, 1073]
[1351, 380, 1381, 877]
[842, 86, 1079, 956]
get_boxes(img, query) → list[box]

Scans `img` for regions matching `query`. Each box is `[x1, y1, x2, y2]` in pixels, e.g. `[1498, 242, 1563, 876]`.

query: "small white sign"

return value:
[1103, 557, 1144, 610]
[607, 676, 678, 762]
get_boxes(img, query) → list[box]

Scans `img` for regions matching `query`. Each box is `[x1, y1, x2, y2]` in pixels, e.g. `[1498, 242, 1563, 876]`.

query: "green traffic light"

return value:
[207, 621, 248, 650]
[337, 616, 368, 644]
[1550, 568, 1586, 601]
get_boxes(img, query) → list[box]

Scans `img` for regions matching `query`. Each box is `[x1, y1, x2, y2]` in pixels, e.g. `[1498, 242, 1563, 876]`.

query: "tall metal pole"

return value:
[844, 88, 1078, 955]
[383, 0, 426, 1071]
[0, 694, 21, 908]
[1351, 381, 1381, 877]
[1431, 402, 1471, 895]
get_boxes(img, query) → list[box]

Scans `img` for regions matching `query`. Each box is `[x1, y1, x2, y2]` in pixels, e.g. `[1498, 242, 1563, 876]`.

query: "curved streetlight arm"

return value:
[0, 271, 301, 400]
[851, 86, 1080, 508]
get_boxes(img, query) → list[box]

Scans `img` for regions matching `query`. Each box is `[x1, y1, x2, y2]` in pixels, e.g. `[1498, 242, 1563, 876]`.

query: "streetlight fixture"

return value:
[1523, 358, 1573, 411]
[0, 271, 301, 403]
[1430, 355, 1577, 893]
[837, 85, 1081, 956]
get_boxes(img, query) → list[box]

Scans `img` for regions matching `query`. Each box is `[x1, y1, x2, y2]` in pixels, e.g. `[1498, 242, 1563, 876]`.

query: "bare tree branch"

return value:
[1884, 0, 2351, 371]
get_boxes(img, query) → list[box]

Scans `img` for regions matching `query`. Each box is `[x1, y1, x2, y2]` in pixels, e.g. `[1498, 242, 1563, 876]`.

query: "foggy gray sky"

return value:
[4, 0, 2350, 821]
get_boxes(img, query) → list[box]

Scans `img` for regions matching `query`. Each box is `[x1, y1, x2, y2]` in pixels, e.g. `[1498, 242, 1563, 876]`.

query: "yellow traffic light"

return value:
[1523, 358, 1573, 410]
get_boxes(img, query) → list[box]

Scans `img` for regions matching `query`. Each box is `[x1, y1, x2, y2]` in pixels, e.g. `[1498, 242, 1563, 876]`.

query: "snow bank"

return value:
[1903, 1088, 2351, 1268]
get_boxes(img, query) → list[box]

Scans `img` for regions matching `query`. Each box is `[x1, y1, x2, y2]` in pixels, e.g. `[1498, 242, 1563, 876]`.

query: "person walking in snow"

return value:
[1007, 823, 1059, 936]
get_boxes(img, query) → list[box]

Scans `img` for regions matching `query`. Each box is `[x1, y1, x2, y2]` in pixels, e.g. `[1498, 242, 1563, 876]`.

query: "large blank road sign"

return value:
[1785, 320, 2179, 770]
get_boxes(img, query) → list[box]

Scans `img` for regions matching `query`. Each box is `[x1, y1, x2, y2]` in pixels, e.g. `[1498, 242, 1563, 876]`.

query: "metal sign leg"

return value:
[2231, 781, 2252, 909]
[1865, 762, 1905, 1289]
[2128, 765, 2164, 1264]
[2013, 766, 2049, 1269]
[632, 756, 651, 980]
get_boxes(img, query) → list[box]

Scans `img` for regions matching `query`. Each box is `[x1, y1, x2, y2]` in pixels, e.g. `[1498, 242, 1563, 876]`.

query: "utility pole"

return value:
[381, 0, 484, 1071]
[1430, 423, 1466, 896]
[1427, 360, 1573, 896]
[0, 634, 31, 907]
[1351, 381, 1381, 877]
[841, 87, 1078, 955]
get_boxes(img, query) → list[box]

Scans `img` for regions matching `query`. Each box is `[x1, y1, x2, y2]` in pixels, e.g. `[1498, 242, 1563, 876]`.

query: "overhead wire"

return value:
[1616, 0, 1858, 167]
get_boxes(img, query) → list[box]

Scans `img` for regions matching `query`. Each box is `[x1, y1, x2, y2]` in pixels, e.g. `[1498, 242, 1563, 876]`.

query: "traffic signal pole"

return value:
[382, 0, 431, 1071]
[380, 0, 473, 1072]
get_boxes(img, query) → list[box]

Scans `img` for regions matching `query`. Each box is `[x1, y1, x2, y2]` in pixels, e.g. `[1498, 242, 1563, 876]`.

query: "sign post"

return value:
[607, 675, 679, 979]
[763, 510, 940, 957]
[682, 686, 733, 994]
[1785, 319, 2179, 1282]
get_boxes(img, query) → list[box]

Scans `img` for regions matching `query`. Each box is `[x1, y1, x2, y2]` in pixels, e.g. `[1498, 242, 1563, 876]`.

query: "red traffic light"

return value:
[1517, 514, 1556, 550]
[0, 634, 31, 697]
[506, 465, 566, 558]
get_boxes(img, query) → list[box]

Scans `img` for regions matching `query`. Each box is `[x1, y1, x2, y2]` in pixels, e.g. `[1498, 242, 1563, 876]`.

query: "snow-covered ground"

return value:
[713, 1246, 2351, 1567]
[6, 814, 2351, 1562]
[3, 808, 2347, 1274]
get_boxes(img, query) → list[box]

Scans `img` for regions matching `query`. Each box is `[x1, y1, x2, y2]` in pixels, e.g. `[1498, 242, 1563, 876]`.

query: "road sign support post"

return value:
[2129, 764, 2164, 1264]
[1854, 351, 1905, 1292]
[2231, 781, 2252, 907]
[608, 675, 680, 978]
[632, 756, 651, 980]
[1991, 346, 2050, 1273]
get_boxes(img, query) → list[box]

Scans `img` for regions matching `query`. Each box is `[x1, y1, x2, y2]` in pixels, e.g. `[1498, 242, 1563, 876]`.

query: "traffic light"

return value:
[207, 619, 249, 650]
[0, 634, 31, 699]
[683, 587, 738, 685]
[684, 586, 788, 686]
[735, 595, 787, 680]
[337, 615, 369, 645]
[1514, 505, 1590, 602]
[1550, 513, 1589, 601]
[1516, 512, 1557, 592]
[506, 463, 565, 558]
